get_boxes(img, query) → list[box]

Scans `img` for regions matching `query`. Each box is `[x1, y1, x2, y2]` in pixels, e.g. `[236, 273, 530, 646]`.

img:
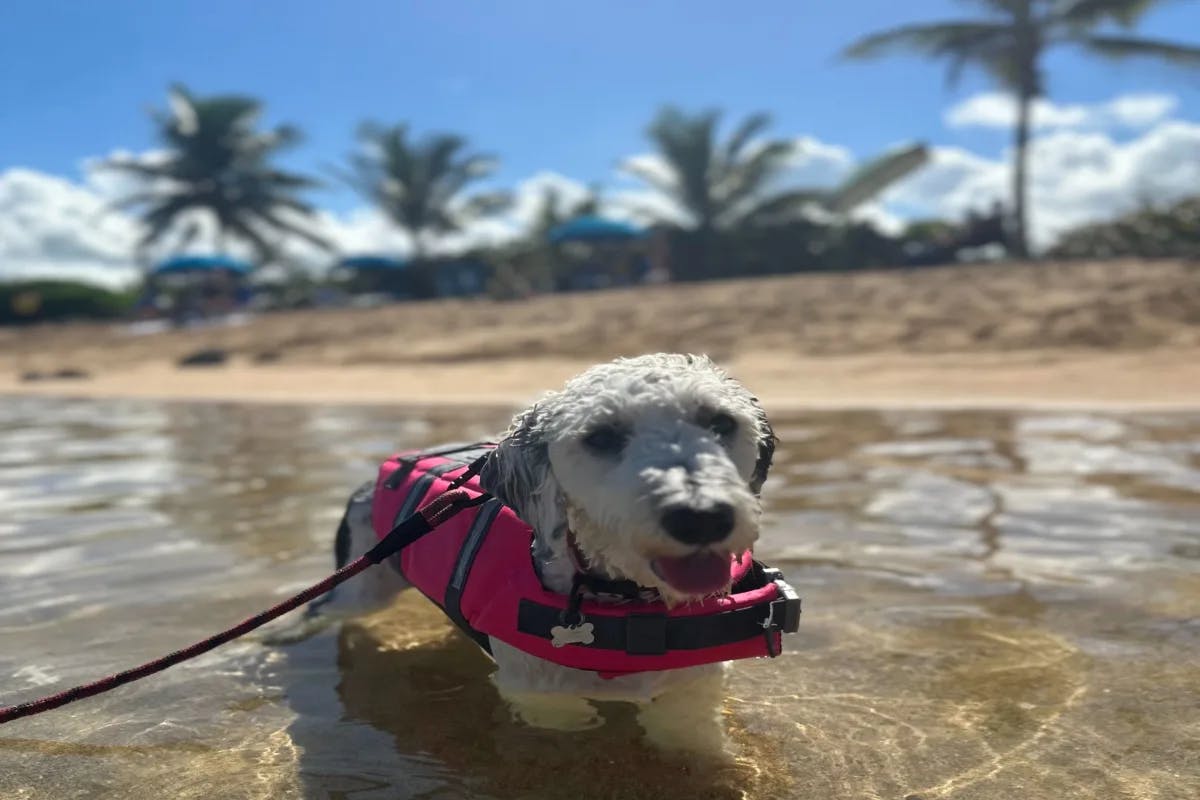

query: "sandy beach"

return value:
[4, 258, 1198, 409]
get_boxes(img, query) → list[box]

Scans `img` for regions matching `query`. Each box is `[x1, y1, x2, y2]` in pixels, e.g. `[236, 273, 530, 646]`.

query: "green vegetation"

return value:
[1049, 196, 1200, 259]
[0, 281, 137, 325]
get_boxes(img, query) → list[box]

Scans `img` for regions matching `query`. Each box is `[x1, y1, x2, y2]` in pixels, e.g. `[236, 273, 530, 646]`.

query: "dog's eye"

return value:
[582, 426, 627, 455]
[709, 413, 738, 437]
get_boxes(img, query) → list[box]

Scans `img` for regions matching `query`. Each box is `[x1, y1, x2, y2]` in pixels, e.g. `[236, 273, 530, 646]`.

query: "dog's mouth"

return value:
[650, 551, 736, 596]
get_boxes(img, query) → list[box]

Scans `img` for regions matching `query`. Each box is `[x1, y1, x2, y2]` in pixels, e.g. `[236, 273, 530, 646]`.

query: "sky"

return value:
[2, 0, 1200, 286]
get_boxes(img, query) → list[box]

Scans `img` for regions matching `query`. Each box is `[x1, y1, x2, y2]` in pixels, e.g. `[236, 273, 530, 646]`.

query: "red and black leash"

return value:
[0, 461, 488, 727]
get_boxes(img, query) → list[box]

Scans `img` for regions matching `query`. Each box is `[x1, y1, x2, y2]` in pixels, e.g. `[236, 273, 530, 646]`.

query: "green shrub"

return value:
[0, 280, 138, 325]
[1048, 197, 1200, 260]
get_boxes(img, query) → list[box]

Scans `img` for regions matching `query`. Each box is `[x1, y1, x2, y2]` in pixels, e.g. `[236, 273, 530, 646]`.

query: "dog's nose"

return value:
[659, 503, 735, 545]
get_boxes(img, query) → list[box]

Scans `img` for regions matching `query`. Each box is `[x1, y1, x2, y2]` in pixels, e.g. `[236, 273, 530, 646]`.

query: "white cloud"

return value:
[785, 136, 855, 185]
[880, 119, 1200, 249]
[946, 91, 1178, 131]
[0, 168, 141, 289]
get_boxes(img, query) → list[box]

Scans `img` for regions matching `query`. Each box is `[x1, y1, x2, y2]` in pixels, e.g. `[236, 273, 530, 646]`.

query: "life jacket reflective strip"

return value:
[371, 443, 801, 677]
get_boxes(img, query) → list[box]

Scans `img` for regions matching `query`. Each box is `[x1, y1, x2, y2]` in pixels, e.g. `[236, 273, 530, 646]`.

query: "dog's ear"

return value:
[480, 402, 552, 523]
[749, 398, 776, 495]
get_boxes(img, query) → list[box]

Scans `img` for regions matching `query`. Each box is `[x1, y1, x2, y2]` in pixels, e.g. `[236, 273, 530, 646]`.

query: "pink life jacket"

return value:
[370, 443, 801, 677]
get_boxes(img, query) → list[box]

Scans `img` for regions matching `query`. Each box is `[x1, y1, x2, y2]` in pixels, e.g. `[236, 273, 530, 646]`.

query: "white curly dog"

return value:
[329, 353, 776, 753]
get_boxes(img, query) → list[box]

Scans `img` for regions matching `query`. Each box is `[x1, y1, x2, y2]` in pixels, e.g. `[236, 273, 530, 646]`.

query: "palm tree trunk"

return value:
[1011, 90, 1032, 259]
[693, 222, 713, 281]
[408, 229, 437, 299]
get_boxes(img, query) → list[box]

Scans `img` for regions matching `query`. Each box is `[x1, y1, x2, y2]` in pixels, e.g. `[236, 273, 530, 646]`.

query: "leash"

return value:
[0, 459, 490, 727]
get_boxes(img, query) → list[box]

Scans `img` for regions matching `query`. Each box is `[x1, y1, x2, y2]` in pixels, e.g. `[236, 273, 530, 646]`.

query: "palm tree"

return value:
[105, 84, 328, 261]
[843, 0, 1200, 258]
[340, 123, 510, 263]
[621, 107, 801, 234]
[623, 106, 928, 277]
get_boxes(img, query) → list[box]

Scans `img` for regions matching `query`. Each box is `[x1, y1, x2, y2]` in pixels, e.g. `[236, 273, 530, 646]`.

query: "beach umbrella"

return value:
[151, 254, 253, 276]
[548, 216, 646, 245]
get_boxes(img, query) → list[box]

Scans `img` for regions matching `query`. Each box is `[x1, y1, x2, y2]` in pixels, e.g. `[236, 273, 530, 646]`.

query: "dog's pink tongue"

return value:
[652, 551, 733, 595]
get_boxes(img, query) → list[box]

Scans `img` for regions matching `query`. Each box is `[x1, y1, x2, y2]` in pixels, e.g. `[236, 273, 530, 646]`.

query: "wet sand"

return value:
[2, 347, 1199, 410]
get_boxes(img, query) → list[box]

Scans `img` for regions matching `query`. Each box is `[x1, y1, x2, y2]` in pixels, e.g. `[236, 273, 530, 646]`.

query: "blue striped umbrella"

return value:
[548, 216, 646, 244]
[337, 255, 410, 271]
[151, 255, 253, 276]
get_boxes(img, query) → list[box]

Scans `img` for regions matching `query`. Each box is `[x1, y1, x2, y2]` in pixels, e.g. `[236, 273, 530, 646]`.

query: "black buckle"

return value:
[760, 568, 802, 657]
[625, 614, 668, 655]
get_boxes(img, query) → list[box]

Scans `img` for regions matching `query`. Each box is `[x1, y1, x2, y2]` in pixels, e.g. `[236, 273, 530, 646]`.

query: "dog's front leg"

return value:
[489, 640, 603, 731]
[499, 690, 603, 732]
[311, 483, 412, 618]
[636, 666, 731, 757]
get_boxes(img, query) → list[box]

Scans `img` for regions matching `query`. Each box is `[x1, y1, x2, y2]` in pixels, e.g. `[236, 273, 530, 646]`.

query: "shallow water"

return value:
[1, 398, 1197, 799]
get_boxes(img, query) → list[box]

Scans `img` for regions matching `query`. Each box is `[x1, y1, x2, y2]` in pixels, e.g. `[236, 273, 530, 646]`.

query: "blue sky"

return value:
[3, 0, 1199, 212]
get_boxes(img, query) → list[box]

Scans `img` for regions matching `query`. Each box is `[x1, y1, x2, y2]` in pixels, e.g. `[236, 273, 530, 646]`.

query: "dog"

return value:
[325, 353, 776, 753]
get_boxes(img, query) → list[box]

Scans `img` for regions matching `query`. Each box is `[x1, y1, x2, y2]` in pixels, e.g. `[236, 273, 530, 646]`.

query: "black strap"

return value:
[574, 573, 645, 600]
[364, 512, 433, 564]
[516, 594, 790, 656]
[442, 498, 504, 654]
[389, 460, 462, 527]
[383, 443, 495, 488]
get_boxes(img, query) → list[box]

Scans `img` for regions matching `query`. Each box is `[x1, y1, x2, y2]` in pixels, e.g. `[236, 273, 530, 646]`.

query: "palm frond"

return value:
[843, 21, 1013, 60]
[646, 107, 721, 222]
[619, 158, 679, 198]
[723, 112, 773, 164]
[251, 208, 333, 251]
[826, 144, 930, 214]
[713, 140, 796, 210]
[259, 168, 322, 191]
[100, 157, 180, 180]
[1053, 0, 1162, 28]
[1076, 33, 1200, 65]
[136, 195, 200, 250]
[223, 215, 275, 262]
[106, 191, 170, 212]
[459, 191, 513, 219]
[728, 189, 829, 228]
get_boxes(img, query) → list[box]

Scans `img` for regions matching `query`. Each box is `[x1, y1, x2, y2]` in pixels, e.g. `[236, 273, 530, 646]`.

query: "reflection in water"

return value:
[1, 399, 1197, 799]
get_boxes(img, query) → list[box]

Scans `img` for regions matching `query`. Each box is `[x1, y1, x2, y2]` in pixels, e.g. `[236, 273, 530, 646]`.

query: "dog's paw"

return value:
[636, 676, 732, 758]
[501, 691, 604, 732]
[257, 607, 341, 645]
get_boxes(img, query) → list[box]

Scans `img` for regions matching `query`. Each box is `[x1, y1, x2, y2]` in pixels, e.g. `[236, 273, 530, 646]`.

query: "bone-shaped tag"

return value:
[550, 622, 595, 648]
